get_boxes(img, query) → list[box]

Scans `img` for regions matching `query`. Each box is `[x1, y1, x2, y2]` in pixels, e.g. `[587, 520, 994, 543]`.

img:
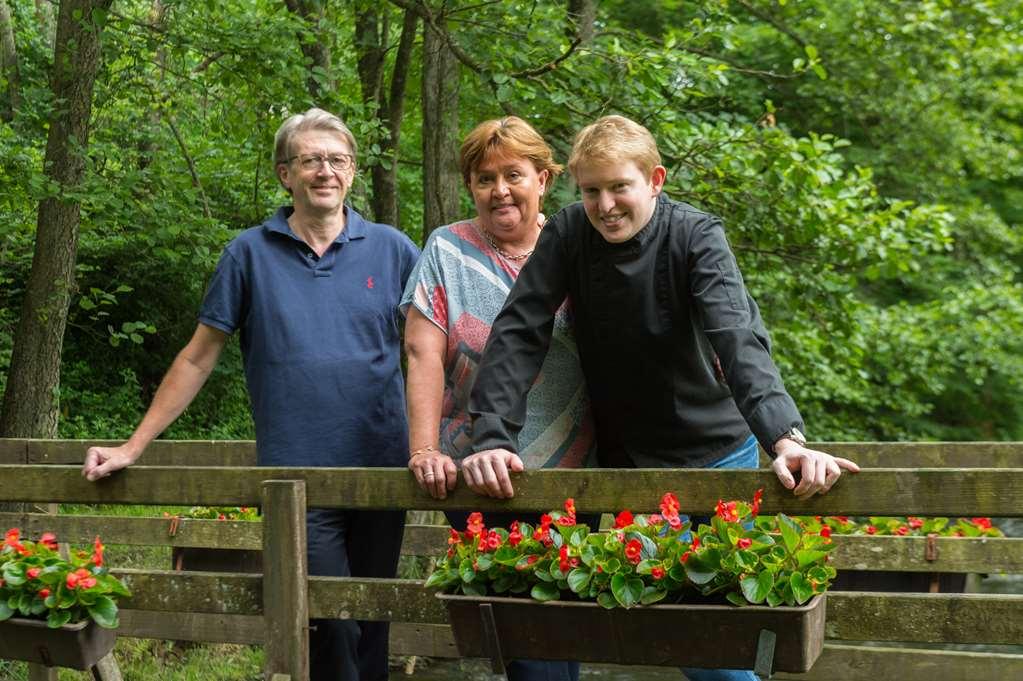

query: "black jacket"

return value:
[468, 194, 804, 468]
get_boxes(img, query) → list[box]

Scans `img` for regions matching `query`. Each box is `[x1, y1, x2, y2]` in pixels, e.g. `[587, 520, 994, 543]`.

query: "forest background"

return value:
[1, 0, 1021, 446]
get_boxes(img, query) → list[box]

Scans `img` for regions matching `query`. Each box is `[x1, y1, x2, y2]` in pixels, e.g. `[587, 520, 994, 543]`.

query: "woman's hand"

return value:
[409, 449, 458, 499]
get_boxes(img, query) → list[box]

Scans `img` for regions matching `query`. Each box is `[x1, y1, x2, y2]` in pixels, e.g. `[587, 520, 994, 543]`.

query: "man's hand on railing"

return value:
[461, 448, 524, 499]
[771, 440, 860, 500]
[82, 444, 141, 481]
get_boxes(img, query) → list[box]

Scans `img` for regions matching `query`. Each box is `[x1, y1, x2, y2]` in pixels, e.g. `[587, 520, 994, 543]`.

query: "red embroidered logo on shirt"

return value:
[366, 276, 374, 289]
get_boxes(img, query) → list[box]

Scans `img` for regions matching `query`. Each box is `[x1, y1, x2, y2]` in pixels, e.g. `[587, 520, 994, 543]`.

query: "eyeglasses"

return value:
[287, 153, 354, 172]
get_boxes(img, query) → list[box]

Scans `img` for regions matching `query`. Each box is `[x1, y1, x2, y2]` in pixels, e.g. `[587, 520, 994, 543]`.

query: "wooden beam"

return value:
[3, 466, 1022, 516]
[774, 643, 1023, 681]
[10, 438, 1022, 468]
[261, 480, 309, 681]
[118, 610, 263, 644]
[827, 535, 1023, 573]
[105, 573, 1023, 645]
[0, 512, 261, 549]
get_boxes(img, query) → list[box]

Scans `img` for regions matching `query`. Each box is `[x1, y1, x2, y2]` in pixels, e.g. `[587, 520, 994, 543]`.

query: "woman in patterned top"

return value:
[402, 115, 596, 498]
[400, 114, 596, 681]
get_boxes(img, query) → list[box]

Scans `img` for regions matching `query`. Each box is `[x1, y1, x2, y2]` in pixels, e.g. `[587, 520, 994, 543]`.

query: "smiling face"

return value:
[469, 150, 549, 241]
[575, 160, 666, 243]
[276, 131, 355, 218]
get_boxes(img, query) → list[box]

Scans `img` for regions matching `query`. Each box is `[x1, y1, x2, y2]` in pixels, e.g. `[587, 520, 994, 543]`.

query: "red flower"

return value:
[466, 512, 485, 537]
[648, 514, 663, 525]
[820, 526, 832, 538]
[559, 546, 572, 572]
[908, 517, 923, 530]
[66, 568, 96, 590]
[835, 515, 849, 524]
[508, 521, 522, 547]
[624, 539, 642, 565]
[651, 566, 665, 580]
[971, 517, 993, 530]
[37, 588, 50, 599]
[564, 498, 576, 517]
[557, 498, 577, 526]
[750, 488, 764, 517]
[485, 530, 502, 551]
[659, 492, 681, 517]
[92, 536, 104, 567]
[614, 510, 634, 529]
[27, 567, 41, 579]
[865, 525, 877, 535]
[736, 538, 752, 550]
[954, 530, 965, 537]
[39, 532, 58, 551]
[691, 535, 701, 549]
[4, 528, 20, 546]
[894, 526, 909, 536]
[527, 554, 539, 565]
[217, 514, 227, 521]
[448, 528, 462, 545]
[680, 551, 691, 564]
[715, 500, 739, 523]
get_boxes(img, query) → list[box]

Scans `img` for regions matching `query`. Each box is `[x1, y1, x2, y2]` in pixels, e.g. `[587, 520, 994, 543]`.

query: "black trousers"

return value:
[306, 508, 406, 681]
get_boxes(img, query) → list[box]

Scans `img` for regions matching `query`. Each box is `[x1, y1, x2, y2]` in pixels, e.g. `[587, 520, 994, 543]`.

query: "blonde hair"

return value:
[459, 116, 562, 187]
[568, 115, 661, 179]
[273, 108, 358, 166]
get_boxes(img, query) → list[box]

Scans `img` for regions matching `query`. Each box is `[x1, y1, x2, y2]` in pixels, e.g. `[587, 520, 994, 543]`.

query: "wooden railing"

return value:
[1, 439, 1022, 681]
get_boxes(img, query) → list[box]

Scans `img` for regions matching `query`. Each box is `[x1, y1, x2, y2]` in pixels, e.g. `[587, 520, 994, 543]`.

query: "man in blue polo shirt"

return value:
[82, 108, 420, 681]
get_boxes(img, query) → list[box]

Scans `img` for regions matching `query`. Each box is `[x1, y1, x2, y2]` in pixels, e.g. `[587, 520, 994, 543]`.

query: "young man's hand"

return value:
[82, 444, 141, 481]
[771, 441, 860, 499]
[461, 449, 524, 499]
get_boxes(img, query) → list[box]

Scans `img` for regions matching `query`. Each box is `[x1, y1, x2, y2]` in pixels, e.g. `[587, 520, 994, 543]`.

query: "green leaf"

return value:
[790, 572, 814, 604]
[640, 586, 667, 605]
[795, 549, 828, 568]
[47, 608, 72, 628]
[462, 581, 487, 597]
[740, 571, 774, 604]
[459, 559, 475, 583]
[611, 574, 643, 608]
[596, 591, 617, 609]
[804, 44, 819, 60]
[0, 601, 12, 621]
[765, 591, 783, 607]
[778, 514, 801, 553]
[530, 582, 560, 602]
[567, 567, 591, 593]
[726, 591, 746, 606]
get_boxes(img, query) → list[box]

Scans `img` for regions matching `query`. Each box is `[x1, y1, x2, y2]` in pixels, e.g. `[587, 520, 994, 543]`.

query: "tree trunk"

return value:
[0, 0, 114, 439]
[567, 0, 596, 43]
[420, 17, 460, 242]
[0, 0, 21, 120]
[283, 0, 333, 101]
[355, 5, 417, 227]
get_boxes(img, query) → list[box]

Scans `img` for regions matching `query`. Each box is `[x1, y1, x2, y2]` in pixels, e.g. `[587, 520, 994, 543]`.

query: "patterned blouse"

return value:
[400, 220, 596, 469]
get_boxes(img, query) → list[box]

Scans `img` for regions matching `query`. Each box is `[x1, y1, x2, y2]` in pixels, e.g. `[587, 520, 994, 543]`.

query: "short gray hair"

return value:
[273, 108, 358, 165]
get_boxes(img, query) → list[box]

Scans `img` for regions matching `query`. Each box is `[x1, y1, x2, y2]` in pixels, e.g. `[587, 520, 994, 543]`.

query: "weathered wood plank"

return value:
[0, 438, 26, 464]
[826, 592, 1023, 645]
[103, 572, 1023, 644]
[112, 569, 262, 615]
[12, 438, 258, 466]
[774, 643, 1023, 681]
[828, 535, 1023, 573]
[3, 466, 1022, 516]
[262, 480, 309, 681]
[0, 512, 262, 549]
[387, 625, 1023, 681]
[118, 610, 263, 644]
[11, 438, 1022, 468]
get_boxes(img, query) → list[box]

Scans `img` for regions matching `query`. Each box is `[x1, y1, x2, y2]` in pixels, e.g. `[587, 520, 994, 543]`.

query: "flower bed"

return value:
[427, 491, 836, 608]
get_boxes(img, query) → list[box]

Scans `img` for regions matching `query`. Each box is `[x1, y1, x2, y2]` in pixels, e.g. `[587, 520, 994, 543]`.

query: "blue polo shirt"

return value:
[199, 206, 420, 468]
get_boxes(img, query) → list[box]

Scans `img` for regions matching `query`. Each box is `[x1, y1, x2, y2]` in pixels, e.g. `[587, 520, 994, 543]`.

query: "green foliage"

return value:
[426, 491, 835, 608]
[0, 0, 1020, 442]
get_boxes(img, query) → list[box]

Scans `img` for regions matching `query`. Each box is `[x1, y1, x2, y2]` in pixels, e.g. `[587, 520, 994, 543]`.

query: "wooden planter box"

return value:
[437, 593, 826, 675]
[832, 570, 967, 593]
[171, 547, 262, 573]
[0, 617, 116, 669]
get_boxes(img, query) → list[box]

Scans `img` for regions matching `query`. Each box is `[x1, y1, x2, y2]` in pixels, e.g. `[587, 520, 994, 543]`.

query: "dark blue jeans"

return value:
[306, 508, 405, 681]
[445, 510, 601, 681]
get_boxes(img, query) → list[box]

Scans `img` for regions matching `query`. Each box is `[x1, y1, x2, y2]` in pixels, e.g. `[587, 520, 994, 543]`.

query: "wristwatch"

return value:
[774, 427, 807, 453]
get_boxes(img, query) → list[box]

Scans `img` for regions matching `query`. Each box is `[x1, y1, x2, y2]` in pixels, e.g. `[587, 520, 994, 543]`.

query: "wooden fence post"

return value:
[262, 480, 309, 681]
